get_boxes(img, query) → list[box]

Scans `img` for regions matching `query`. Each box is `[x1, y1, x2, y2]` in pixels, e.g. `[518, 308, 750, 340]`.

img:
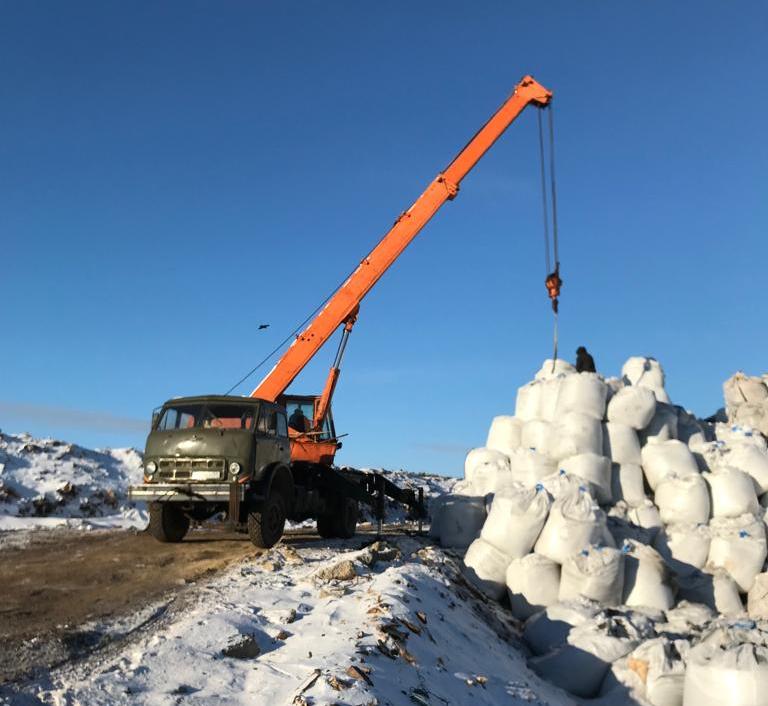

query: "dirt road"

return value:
[0, 523, 407, 684]
[0, 526, 320, 683]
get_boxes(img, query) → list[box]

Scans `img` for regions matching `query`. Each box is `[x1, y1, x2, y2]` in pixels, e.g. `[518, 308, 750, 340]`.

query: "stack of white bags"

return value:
[431, 356, 768, 704]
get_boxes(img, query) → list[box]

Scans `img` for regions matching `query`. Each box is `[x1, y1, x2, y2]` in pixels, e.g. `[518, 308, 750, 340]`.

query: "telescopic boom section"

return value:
[251, 76, 552, 405]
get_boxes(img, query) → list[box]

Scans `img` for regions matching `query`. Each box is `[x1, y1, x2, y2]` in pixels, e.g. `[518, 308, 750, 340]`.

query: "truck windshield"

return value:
[156, 404, 256, 431]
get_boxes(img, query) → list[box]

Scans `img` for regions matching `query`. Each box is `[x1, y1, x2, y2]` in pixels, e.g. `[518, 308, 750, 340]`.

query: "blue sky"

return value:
[2, 2, 766, 475]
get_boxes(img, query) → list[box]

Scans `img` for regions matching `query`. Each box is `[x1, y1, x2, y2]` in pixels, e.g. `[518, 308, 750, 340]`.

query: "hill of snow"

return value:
[0, 431, 146, 531]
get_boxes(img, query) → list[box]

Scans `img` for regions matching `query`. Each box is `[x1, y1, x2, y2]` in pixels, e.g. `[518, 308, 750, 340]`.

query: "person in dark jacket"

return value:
[289, 407, 309, 432]
[576, 346, 596, 373]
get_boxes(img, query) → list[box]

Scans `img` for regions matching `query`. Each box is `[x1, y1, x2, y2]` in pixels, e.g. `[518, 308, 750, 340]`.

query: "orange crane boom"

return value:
[251, 75, 552, 463]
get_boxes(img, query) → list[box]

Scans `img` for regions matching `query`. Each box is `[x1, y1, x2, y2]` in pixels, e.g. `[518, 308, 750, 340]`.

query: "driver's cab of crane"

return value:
[280, 394, 336, 441]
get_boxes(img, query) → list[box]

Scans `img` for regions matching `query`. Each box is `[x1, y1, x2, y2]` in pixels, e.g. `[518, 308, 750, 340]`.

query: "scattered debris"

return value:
[314, 559, 358, 582]
[346, 664, 373, 685]
[221, 634, 261, 660]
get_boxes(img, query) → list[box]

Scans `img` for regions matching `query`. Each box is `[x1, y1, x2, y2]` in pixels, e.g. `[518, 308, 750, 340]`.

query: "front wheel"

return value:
[148, 502, 190, 543]
[247, 492, 287, 549]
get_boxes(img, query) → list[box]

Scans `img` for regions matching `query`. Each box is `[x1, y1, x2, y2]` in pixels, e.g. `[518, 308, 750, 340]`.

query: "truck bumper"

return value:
[128, 483, 244, 503]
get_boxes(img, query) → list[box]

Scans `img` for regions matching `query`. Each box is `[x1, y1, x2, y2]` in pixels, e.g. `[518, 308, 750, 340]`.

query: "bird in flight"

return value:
[258, 324, 270, 330]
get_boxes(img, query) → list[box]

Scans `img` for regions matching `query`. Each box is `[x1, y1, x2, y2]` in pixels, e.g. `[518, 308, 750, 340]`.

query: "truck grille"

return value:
[157, 457, 225, 481]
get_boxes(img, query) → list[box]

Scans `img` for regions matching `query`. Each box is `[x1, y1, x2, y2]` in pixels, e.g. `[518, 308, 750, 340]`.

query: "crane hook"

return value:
[545, 263, 562, 314]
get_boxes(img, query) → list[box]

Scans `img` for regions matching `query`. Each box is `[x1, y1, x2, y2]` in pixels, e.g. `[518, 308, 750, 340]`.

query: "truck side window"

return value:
[158, 409, 178, 430]
[258, 407, 277, 436]
[276, 413, 288, 438]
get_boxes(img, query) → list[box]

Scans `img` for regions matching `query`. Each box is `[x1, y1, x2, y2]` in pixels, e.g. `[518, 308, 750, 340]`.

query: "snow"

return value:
[0, 431, 147, 532]
[2, 538, 576, 706]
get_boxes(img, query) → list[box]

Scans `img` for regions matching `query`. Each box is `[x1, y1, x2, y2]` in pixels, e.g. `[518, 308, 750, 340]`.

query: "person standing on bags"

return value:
[576, 346, 596, 373]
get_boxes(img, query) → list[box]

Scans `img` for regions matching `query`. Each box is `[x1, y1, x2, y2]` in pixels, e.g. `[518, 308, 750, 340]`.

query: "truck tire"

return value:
[335, 497, 358, 539]
[148, 502, 190, 543]
[316, 497, 358, 540]
[248, 492, 286, 549]
[316, 513, 336, 539]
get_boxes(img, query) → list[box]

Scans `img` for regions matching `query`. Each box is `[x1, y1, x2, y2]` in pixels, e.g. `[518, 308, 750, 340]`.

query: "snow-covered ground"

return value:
[1, 536, 576, 706]
[0, 431, 146, 532]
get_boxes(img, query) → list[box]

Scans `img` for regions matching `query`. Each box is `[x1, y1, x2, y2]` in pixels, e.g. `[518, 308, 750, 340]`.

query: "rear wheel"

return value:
[334, 497, 358, 539]
[316, 497, 358, 539]
[248, 492, 287, 549]
[316, 512, 336, 538]
[148, 502, 190, 543]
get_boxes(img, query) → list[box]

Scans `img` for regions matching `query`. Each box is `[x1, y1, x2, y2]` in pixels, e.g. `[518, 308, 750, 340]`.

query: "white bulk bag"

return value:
[549, 412, 604, 462]
[554, 372, 608, 421]
[485, 415, 523, 455]
[642, 403, 679, 444]
[622, 357, 670, 402]
[515, 382, 543, 422]
[662, 601, 714, 633]
[535, 358, 576, 380]
[539, 469, 589, 499]
[603, 422, 642, 465]
[724, 372, 768, 408]
[732, 406, 768, 439]
[521, 419, 553, 457]
[622, 356, 666, 390]
[622, 539, 675, 611]
[676, 569, 743, 616]
[724, 444, 768, 495]
[654, 523, 711, 577]
[508, 448, 557, 487]
[464, 447, 511, 496]
[438, 495, 487, 549]
[428, 495, 447, 538]
[559, 453, 612, 505]
[462, 537, 511, 600]
[534, 491, 611, 564]
[522, 598, 601, 655]
[641, 440, 699, 490]
[610, 463, 647, 508]
[506, 553, 561, 620]
[480, 486, 551, 558]
[705, 467, 760, 518]
[627, 499, 664, 532]
[538, 376, 565, 422]
[683, 642, 768, 706]
[655, 473, 710, 525]
[607, 386, 657, 430]
[708, 514, 767, 593]
[712, 571, 746, 616]
[747, 573, 768, 620]
[559, 545, 624, 605]
[715, 422, 768, 451]
[612, 637, 690, 706]
[530, 615, 645, 698]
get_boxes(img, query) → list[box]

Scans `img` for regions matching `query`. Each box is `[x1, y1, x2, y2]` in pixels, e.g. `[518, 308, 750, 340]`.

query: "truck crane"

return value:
[129, 75, 554, 548]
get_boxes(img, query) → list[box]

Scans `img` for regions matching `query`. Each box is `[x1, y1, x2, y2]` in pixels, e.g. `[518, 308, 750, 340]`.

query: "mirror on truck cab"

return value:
[151, 407, 162, 429]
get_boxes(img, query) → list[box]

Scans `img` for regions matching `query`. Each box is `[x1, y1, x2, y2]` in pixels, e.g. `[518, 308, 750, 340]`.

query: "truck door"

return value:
[255, 404, 284, 471]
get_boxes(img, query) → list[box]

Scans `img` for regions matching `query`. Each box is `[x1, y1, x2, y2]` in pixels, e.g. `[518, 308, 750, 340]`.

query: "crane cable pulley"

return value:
[536, 105, 562, 369]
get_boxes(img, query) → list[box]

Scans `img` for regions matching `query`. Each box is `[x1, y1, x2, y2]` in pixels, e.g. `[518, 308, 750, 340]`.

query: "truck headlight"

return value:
[229, 462, 241, 475]
[146, 461, 157, 474]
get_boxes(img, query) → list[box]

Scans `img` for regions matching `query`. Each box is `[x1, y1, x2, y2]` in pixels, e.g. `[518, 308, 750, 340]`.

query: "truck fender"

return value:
[259, 464, 294, 514]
